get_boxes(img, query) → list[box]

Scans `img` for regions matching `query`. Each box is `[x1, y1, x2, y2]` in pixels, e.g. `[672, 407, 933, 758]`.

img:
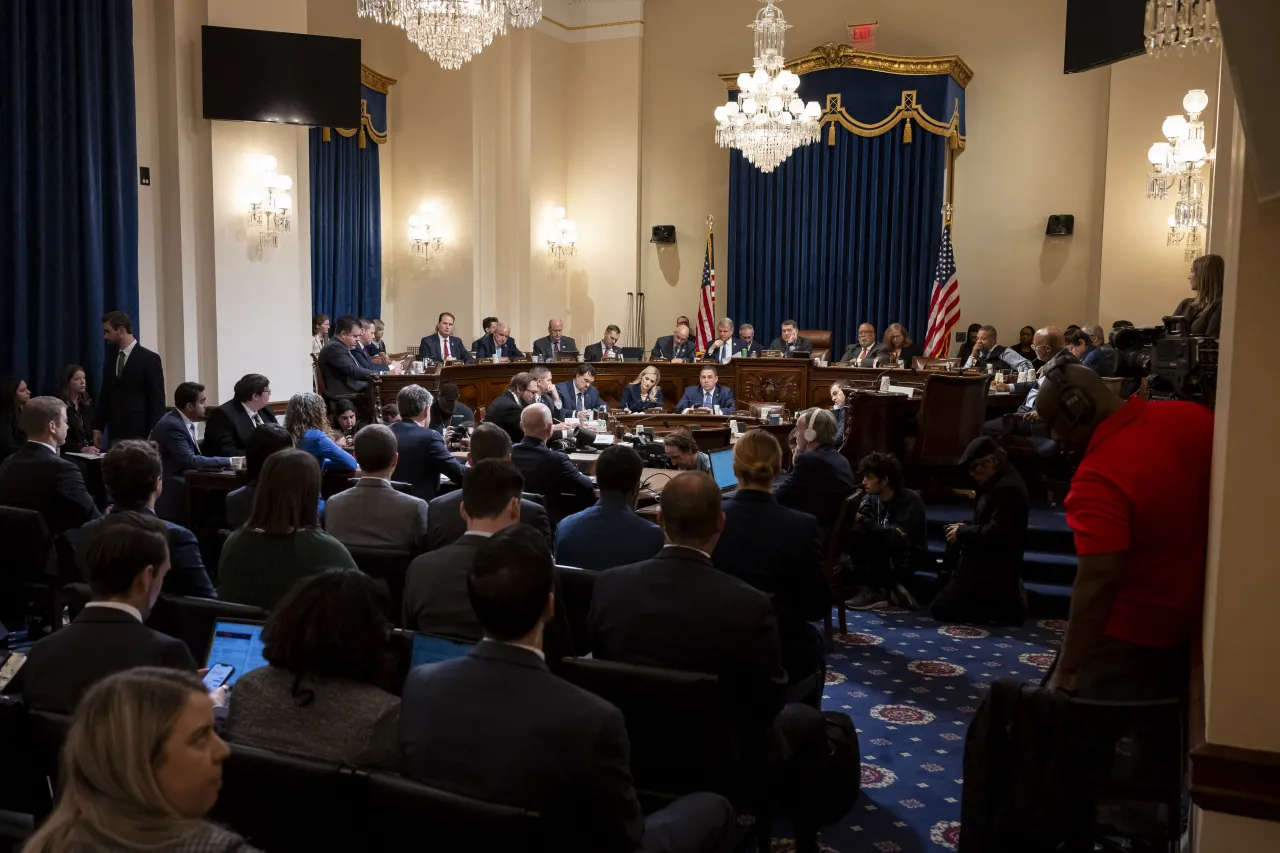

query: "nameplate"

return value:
[762, 350, 784, 358]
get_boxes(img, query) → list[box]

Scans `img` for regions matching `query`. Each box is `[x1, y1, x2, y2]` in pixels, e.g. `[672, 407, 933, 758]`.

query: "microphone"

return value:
[628, 413, 671, 437]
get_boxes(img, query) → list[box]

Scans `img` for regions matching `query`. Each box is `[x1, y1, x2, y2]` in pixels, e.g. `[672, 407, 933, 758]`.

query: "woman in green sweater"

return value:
[218, 449, 355, 609]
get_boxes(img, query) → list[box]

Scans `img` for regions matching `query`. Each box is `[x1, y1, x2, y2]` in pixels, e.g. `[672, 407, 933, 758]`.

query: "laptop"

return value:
[707, 446, 737, 493]
[410, 632, 477, 668]
[204, 619, 268, 687]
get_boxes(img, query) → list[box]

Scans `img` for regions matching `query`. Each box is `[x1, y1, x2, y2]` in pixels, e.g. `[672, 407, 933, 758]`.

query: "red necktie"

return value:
[443, 337, 451, 360]
[860, 348, 868, 361]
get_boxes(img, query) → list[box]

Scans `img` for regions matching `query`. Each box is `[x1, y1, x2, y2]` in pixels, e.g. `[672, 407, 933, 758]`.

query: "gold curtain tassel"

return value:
[358, 128, 366, 149]
[321, 127, 331, 143]
[903, 118, 913, 144]
[828, 122, 836, 146]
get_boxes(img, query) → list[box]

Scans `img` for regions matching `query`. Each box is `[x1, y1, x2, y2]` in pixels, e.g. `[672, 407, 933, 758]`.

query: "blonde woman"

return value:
[366, 318, 388, 358]
[621, 366, 664, 412]
[310, 314, 329, 357]
[23, 667, 260, 853]
[1174, 253, 1223, 336]
[284, 392, 355, 472]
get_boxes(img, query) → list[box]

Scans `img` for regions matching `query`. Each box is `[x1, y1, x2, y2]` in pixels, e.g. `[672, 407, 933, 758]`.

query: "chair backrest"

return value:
[0, 505, 52, 577]
[823, 492, 862, 572]
[554, 565, 595, 656]
[346, 546, 414, 625]
[838, 391, 901, 469]
[799, 329, 832, 361]
[913, 373, 991, 466]
[0, 696, 54, 817]
[146, 595, 270, 662]
[364, 772, 545, 852]
[1101, 376, 1124, 397]
[311, 354, 329, 398]
[691, 427, 731, 452]
[27, 709, 72, 796]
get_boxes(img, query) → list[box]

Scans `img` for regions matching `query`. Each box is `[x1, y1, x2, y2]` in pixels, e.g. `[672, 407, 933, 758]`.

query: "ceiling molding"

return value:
[718, 43, 975, 89]
[537, 0, 644, 43]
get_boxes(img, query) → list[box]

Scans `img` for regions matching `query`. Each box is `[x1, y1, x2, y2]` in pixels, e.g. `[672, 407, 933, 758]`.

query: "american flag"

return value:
[694, 225, 715, 353]
[923, 224, 960, 358]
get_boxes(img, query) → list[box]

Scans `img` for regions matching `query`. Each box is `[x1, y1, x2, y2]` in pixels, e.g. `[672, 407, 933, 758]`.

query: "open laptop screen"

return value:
[205, 620, 268, 686]
[708, 446, 737, 492]
[411, 632, 476, 668]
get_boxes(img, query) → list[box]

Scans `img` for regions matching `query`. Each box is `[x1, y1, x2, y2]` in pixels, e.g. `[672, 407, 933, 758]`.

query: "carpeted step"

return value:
[923, 504, 1076, 555]
[909, 570, 1072, 619]
[924, 541, 1077, 586]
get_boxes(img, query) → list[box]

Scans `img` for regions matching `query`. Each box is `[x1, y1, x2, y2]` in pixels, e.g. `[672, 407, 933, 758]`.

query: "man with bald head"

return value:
[1035, 361, 1213, 699]
[840, 323, 889, 365]
[652, 323, 697, 362]
[532, 318, 577, 361]
[1083, 324, 1119, 376]
[475, 322, 524, 361]
[983, 327, 1068, 452]
[510, 402, 596, 524]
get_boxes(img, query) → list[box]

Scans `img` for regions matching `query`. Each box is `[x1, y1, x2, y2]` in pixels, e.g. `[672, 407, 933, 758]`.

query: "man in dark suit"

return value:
[531, 318, 577, 360]
[354, 318, 391, 373]
[474, 322, 524, 361]
[839, 323, 890, 365]
[427, 423, 552, 551]
[963, 325, 1031, 373]
[401, 525, 734, 853]
[735, 323, 766, 357]
[1084, 324, 1120, 377]
[471, 316, 500, 354]
[95, 310, 166, 447]
[418, 312, 475, 364]
[583, 324, 623, 362]
[202, 373, 277, 457]
[21, 511, 198, 713]
[511, 403, 596, 525]
[704, 318, 740, 365]
[1066, 327, 1110, 376]
[676, 366, 736, 413]
[555, 444, 663, 571]
[319, 315, 380, 396]
[74, 440, 216, 598]
[485, 372, 538, 444]
[0, 397, 100, 534]
[773, 408, 855, 535]
[650, 323, 697, 362]
[428, 383, 475, 433]
[390, 384, 466, 502]
[148, 382, 230, 522]
[768, 319, 812, 357]
[554, 364, 603, 419]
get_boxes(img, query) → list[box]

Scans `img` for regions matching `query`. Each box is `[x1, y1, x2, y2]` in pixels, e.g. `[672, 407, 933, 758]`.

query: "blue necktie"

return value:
[703, 391, 711, 408]
[577, 391, 583, 412]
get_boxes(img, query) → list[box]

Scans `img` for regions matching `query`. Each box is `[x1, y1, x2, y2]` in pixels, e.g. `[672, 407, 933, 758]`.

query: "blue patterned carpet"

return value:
[776, 607, 1064, 853]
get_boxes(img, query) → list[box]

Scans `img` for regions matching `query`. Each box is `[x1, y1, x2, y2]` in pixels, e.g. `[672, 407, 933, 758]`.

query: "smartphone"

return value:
[202, 663, 235, 691]
[0, 651, 27, 693]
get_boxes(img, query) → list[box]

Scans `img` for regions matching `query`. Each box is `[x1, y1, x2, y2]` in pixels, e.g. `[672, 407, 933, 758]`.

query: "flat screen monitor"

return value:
[1064, 0, 1146, 74]
[411, 633, 476, 668]
[202, 26, 360, 127]
[204, 620, 268, 687]
[708, 446, 737, 492]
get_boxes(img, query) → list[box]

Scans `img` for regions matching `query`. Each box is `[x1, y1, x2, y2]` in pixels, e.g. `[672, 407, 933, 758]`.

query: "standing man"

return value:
[840, 324, 889, 365]
[202, 374, 277, 457]
[736, 323, 765, 357]
[475, 322, 524, 362]
[149, 382, 230, 522]
[677, 366, 735, 414]
[584, 325, 623, 362]
[651, 323, 697, 363]
[318, 316, 379, 396]
[705, 318, 737, 365]
[532, 318, 577, 360]
[95, 311, 165, 448]
[390, 385, 467, 502]
[418, 312, 474, 364]
[769, 320, 812, 356]
[485, 372, 539, 444]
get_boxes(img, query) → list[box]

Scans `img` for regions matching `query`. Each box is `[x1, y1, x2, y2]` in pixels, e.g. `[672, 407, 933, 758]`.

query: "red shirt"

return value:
[1064, 397, 1214, 647]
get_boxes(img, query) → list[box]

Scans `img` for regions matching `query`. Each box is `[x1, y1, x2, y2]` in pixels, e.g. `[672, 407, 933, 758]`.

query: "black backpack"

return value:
[812, 710, 861, 822]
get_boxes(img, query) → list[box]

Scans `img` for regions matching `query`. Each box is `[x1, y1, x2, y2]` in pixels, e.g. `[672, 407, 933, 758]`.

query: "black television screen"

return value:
[202, 26, 360, 127]
[1064, 0, 1146, 74]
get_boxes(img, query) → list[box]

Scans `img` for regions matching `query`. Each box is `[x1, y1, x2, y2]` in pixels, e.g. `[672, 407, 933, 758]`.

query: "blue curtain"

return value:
[0, 0, 139, 398]
[728, 65, 964, 357]
[310, 84, 385, 322]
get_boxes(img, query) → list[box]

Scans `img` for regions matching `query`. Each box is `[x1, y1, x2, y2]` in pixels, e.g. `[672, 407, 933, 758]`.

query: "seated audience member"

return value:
[830, 382, 847, 445]
[983, 327, 1068, 454]
[736, 323, 765, 356]
[218, 450, 355, 610]
[368, 318, 388, 357]
[621, 365, 664, 412]
[21, 668, 256, 853]
[664, 428, 710, 472]
[712, 431, 828, 692]
[475, 322, 524, 361]
[1083, 325, 1119, 377]
[957, 322, 982, 363]
[381, 403, 401, 423]
[472, 316, 500, 354]
[403, 459, 523, 637]
[203, 373, 277, 457]
[532, 317, 577, 360]
[840, 323, 887, 365]
[58, 365, 98, 456]
[555, 364, 603, 418]
[0, 375, 30, 463]
[401, 526, 734, 853]
[285, 392, 357, 473]
[312, 313, 330, 357]
[1011, 325, 1038, 361]
[963, 325, 1031, 373]
[845, 452, 927, 611]
[390, 384, 465, 502]
[226, 568, 400, 770]
[651, 323, 697, 363]
[418, 311, 475, 364]
[1036, 362, 1213, 698]
[773, 408, 855, 535]
[149, 382, 230, 521]
[485, 372, 538, 444]
[583, 324, 623, 362]
[325, 424, 429, 553]
[428, 382, 474, 433]
[677, 366, 736, 413]
[769, 319, 812, 357]
[511, 403, 596, 524]
[226, 424, 297, 529]
[23, 512, 196, 714]
[353, 319, 391, 373]
[1174, 253, 1223, 337]
[1065, 327, 1108, 375]
[882, 323, 919, 366]
[333, 399, 360, 446]
[0, 395, 100, 533]
[426, 423, 551, 550]
[318, 314, 379, 395]
[931, 437, 1029, 626]
[76, 440, 216, 598]
[555, 444, 664, 571]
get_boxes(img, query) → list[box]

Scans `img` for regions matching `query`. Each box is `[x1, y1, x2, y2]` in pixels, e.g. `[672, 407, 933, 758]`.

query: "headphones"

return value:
[801, 409, 818, 443]
[1041, 354, 1093, 426]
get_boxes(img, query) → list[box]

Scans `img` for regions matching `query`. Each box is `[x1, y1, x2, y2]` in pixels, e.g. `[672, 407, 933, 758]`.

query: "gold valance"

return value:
[718, 43, 973, 89]
[361, 63, 397, 94]
[821, 91, 965, 149]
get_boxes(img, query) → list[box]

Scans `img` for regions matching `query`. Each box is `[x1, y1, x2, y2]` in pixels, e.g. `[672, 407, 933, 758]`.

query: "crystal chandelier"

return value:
[356, 0, 543, 71]
[713, 0, 821, 174]
[1145, 89, 1213, 260]
[1144, 0, 1219, 57]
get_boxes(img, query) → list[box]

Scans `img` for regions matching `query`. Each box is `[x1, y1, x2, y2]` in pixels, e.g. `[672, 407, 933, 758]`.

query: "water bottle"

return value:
[879, 375, 891, 392]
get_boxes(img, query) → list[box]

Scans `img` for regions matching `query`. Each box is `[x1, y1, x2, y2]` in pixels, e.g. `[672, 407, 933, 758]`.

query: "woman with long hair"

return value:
[22, 667, 259, 853]
[310, 314, 330, 357]
[284, 392, 355, 472]
[57, 364, 98, 455]
[366, 319, 387, 358]
[0, 375, 31, 463]
[881, 323, 919, 367]
[1175, 253, 1224, 337]
[331, 399, 359, 449]
[620, 366, 664, 412]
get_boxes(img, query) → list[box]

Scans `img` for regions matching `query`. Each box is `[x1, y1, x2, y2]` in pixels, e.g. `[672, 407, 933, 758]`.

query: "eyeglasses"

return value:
[968, 458, 990, 473]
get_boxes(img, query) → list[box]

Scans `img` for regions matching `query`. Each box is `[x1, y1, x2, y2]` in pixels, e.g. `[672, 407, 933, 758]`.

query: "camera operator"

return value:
[1173, 254, 1224, 338]
[1034, 360, 1213, 700]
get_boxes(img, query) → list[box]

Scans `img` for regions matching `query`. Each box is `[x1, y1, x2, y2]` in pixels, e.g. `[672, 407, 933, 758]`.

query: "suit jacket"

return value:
[426, 490, 552, 552]
[22, 606, 196, 713]
[555, 380, 603, 416]
[705, 337, 758, 364]
[353, 343, 390, 373]
[584, 341, 623, 362]
[676, 384, 736, 413]
[62, 400, 95, 455]
[318, 340, 376, 396]
[967, 344, 1030, 373]
[418, 334, 475, 364]
[772, 444, 856, 535]
[324, 478, 429, 553]
[1078, 345, 1109, 376]
[485, 391, 526, 443]
[510, 437, 596, 525]
[428, 402, 474, 433]
[402, 533, 487, 637]
[0, 443, 100, 534]
[768, 336, 813, 357]
[202, 399, 279, 457]
[840, 341, 889, 364]
[619, 383, 663, 413]
[589, 545, 786, 726]
[650, 335, 697, 362]
[365, 339, 387, 358]
[400, 641, 645, 851]
[532, 335, 578, 360]
[554, 496, 665, 572]
[74, 506, 216, 598]
[389, 420, 466, 502]
[95, 343, 166, 443]
[475, 335, 524, 360]
[149, 410, 230, 522]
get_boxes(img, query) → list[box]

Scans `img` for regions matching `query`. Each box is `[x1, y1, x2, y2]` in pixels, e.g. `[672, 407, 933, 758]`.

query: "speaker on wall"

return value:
[650, 225, 676, 244]
[1046, 214, 1075, 236]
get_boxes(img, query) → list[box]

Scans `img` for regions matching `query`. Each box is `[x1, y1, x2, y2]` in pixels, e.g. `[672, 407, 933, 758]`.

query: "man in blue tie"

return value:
[678, 366, 735, 414]
[148, 382, 230, 522]
[705, 318, 736, 365]
[553, 364, 603, 420]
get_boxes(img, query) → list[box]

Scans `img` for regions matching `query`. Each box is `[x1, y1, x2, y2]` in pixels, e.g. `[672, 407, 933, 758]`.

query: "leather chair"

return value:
[554, 565, 595, 656]
[907, 373, 990, 467]
[798, 329, 831, 361]
[364, 772, 546, 852]
[345, 547, 415, 626]
[26, 710, 71, 797]
[1101, 376, 1124, 397]
[820, 494, 862, 648]
[0, 695, 52, 821]
[837, 390, 904, 470]
[146, 595, 270, 662]
[690, 427, 731, 452]
[0, 506, 71, 631]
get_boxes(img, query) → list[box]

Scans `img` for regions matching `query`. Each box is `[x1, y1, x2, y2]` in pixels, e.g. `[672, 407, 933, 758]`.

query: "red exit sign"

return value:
[847, 21, 879, 50]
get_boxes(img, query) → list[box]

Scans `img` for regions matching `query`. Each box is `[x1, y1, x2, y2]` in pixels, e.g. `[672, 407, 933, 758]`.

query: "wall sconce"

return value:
[247, 154, 292, 251]
[547, 206, 577, 270]
[408, 202, 444, 270]
[1145, 89, 1213, 261]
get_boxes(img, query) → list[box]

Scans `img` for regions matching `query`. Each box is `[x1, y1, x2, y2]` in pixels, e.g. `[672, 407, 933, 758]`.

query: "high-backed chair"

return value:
[345, 547, 415, 626]
[364, 772, 546, 852]
[690, 427, 731, 452]
[0, 506, 71, 631]
[146, 595, 270, 662]
[554, 565, 595, 655]
[837, 390, 904, 469]
[799, 329, 831, 361]
[908, 373, 990, 467]
[820, 494, 862, 647]
[0, 696, 53, 820]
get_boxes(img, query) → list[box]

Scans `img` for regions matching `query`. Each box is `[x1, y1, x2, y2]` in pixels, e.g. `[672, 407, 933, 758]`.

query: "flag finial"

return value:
[707, 214, 714, 230]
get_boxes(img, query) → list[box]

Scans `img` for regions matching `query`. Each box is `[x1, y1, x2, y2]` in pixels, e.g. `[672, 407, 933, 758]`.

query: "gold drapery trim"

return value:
[820, 92, 965, 149]
[322, 99, 387, 148]
[360, 63, 397, 94]
[718, 43, 973, 89]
